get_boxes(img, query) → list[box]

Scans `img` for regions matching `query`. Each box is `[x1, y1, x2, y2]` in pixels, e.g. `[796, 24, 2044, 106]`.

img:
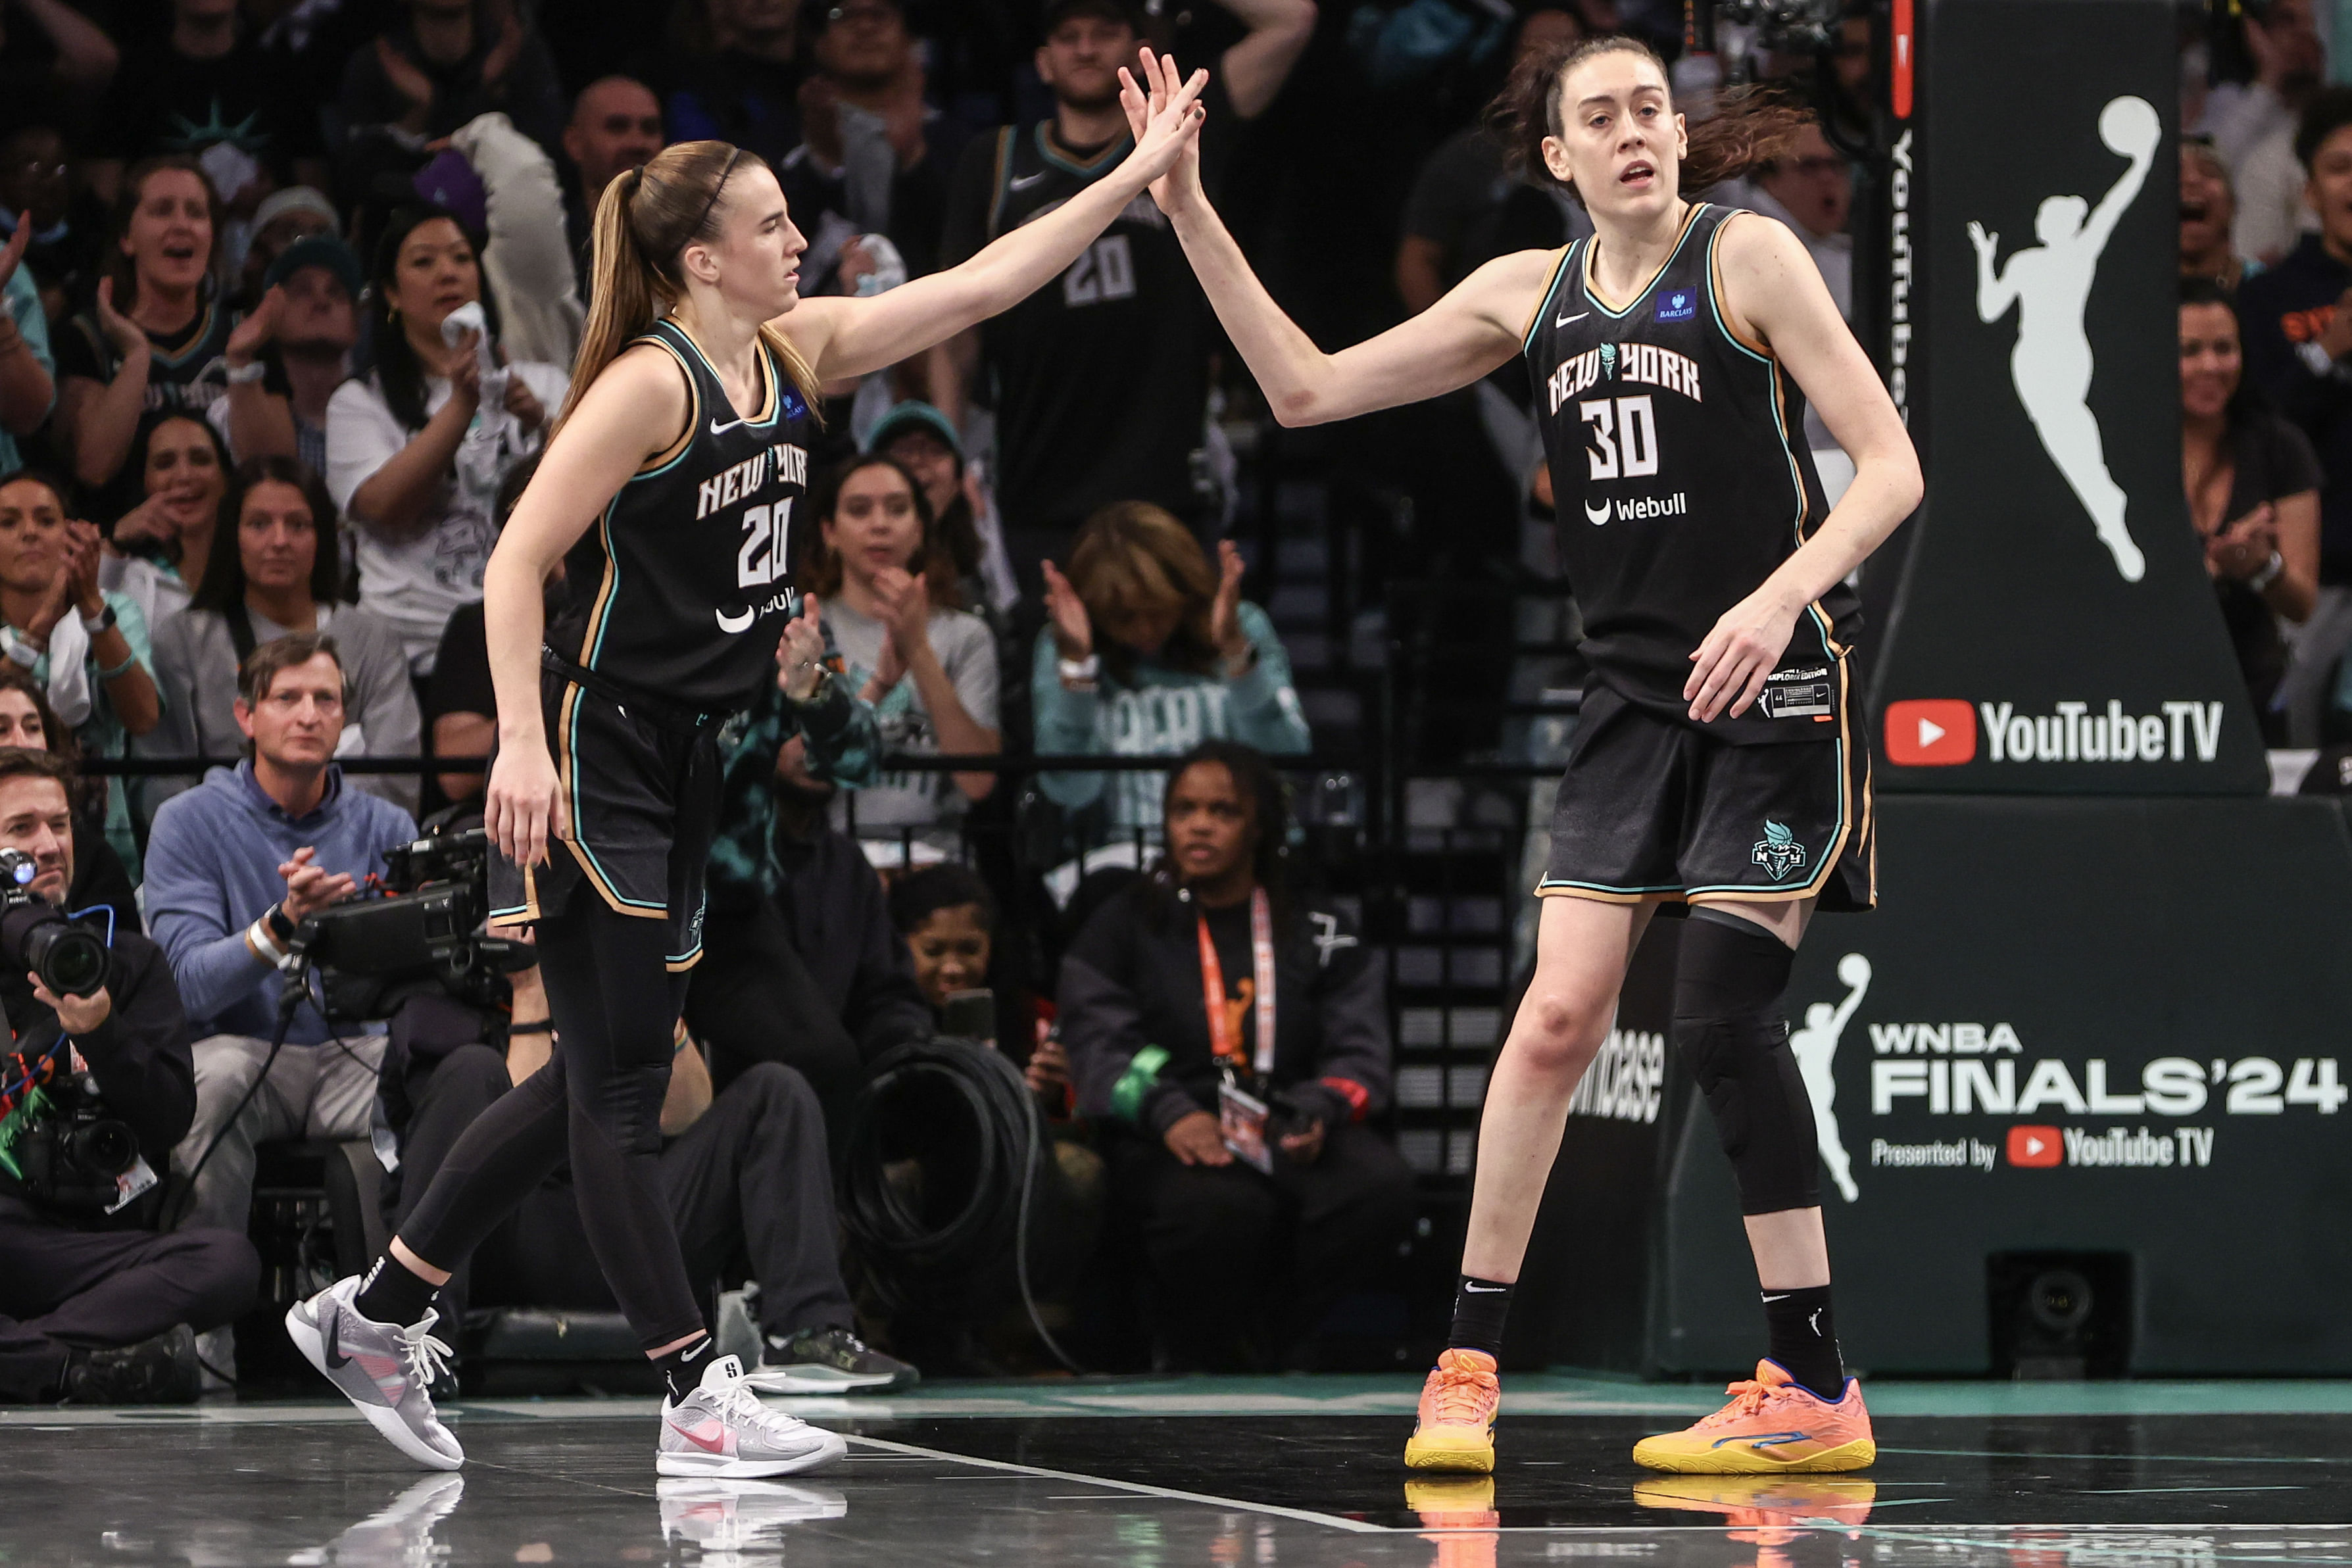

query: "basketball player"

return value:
[285, 79, 1207, 1476]
[1120, 39, 1921, 1475]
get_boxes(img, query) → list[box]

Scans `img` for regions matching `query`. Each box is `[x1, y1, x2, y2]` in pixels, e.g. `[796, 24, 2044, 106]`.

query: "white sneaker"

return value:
[656, 1354, 847, 1478]
[285, 1275, 463, 1471]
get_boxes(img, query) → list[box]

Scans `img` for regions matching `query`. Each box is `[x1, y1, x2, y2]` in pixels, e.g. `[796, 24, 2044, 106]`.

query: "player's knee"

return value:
[1510, 989, 1612, 1078]
[1671, 914, 1819, 1215]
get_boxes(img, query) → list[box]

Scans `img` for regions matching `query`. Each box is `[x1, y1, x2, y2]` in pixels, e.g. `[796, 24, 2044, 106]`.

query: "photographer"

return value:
[1061, 741, 1412, 1371]
[0, 748, 257, 1403]
[145, 633, 416, 1264]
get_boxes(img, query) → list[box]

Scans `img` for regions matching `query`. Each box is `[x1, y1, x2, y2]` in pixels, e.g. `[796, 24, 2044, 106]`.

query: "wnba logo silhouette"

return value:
[1966, 95, 2161, 583]
[1790, 953, 1871, 1202]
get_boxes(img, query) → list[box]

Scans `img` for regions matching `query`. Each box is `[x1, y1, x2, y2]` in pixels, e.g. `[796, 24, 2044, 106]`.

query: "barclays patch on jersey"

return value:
[1654, 288, 1697, 322]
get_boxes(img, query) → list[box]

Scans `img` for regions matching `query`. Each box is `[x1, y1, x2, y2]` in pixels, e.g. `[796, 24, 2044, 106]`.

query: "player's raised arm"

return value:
[1123, 47, 1542, 426]
[775, 65, 1209, 383]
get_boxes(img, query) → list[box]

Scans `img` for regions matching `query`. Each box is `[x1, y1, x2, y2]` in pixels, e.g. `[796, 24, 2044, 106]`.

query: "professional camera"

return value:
[0, 846, 108, 996]
[0, 1067, 139, 1212]
[298, 827, 535, 1018]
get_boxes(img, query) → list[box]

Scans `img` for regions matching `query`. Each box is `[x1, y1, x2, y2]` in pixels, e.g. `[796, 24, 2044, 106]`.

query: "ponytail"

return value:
[554, 143, 824, 435]
[1487, 35, 1814, 201]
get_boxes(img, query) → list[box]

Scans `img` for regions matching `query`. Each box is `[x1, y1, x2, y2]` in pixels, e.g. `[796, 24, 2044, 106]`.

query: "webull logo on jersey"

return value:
[1788, 952, 2347, 1196]
[1976, 700, 2226, 763]
[1544, 341, 1704, 415]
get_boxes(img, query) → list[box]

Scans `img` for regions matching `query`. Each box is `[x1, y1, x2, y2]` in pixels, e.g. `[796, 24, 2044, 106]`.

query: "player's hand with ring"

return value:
[1686, 586, 1800, 723]
[777, 593, 827, 701]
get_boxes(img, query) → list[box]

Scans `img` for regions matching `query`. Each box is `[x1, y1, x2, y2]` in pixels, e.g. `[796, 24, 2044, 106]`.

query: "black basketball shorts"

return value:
[488, 668, 724, 969]
[1537, 680, 1874, 912]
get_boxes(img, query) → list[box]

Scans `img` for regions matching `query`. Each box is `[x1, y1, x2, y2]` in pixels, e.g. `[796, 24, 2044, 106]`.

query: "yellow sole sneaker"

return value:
[1404, 1427, 1497, 1473]
[1631, 1435, 1876, 1475]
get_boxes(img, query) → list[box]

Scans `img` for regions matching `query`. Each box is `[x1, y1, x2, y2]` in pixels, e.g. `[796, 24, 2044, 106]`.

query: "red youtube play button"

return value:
[1885, 698, 1976, 765]
[2006, 1125, 2063, 1167]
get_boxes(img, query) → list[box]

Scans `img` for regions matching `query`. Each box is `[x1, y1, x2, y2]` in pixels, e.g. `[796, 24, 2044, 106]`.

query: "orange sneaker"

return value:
[1403, 1349, 1500, 1473]
[1630, 1361, 1874, 1475]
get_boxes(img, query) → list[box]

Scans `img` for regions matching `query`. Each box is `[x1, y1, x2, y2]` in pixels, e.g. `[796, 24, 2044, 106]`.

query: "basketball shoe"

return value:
[658, 1354, 848, 1478]
[1404, 1348, 1500, 1472]
[1631, 1361, 1874, 1474]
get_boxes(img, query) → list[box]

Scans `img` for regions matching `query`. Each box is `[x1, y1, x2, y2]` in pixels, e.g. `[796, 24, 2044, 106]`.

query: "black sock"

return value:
[656, 1333, 718, 1404]
[1762, 1285, 1845, 1400]
[1446, 1275, 1514, 1358]
[353, 1252, 439, 1328]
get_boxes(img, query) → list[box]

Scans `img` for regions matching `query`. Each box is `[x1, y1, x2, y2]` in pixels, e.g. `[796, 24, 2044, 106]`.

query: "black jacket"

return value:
[0, 927, 191, 1227]
[1061, 881, 1393, 1137]
[768, 816, 934, 1060]
[2238, 235, 2352, 583]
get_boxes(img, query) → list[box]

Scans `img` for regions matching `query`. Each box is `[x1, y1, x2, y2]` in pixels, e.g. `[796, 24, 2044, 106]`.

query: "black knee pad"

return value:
[1672, 913, 1821, 1215]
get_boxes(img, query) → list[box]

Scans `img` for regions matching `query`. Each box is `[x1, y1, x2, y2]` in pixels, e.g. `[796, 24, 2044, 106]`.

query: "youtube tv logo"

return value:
[1885, 698, 1976, 766]
[2006, 1125, 2063, 1168]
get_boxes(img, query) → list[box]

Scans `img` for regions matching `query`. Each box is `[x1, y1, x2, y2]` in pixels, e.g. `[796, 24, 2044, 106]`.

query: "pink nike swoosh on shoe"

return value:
[670, 1419, 735, 1456]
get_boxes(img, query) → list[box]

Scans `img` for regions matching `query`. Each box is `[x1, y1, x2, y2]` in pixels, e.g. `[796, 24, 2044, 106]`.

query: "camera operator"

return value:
[0, 748, 258, 1402]
[1061, 741, 1413, 1372]
[143, 633, 415, 1371]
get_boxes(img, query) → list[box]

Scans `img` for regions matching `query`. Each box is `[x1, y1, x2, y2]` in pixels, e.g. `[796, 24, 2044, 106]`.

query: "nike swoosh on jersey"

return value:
[1582, 500, 1611, 526]
[709, 417, 746, 435]
[714, 605, 757, 634]
[671, 1419, 733, 1454]
[1010, 172, 1048, 190]
[1556, 311, 1589, 326]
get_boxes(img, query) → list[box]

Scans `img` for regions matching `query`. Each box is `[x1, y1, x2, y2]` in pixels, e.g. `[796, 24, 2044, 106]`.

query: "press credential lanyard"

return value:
[1198, 887, 1277, 1078]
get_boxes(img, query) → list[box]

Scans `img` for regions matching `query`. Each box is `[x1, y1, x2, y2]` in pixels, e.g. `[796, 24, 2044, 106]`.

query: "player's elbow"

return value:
[1271, 385, 1330, 427]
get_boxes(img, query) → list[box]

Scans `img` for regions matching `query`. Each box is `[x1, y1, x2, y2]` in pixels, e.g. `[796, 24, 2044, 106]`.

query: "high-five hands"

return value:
[1115, 47, 1209, 208]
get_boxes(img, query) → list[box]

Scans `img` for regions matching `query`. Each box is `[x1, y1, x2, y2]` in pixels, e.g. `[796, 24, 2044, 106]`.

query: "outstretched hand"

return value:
[1117, 47, 1208, 212]
[1041, 560, 1092, 662]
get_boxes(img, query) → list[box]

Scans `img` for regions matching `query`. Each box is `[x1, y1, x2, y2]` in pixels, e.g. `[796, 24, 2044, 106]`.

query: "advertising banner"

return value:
[1653, 795, 2352, 1375]
[1869, 0, 2268, 795]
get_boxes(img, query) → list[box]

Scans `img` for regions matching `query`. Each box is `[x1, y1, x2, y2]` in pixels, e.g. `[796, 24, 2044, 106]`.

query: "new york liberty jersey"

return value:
[1525, 203, 1862, 743]
[552, 317, 813, 712]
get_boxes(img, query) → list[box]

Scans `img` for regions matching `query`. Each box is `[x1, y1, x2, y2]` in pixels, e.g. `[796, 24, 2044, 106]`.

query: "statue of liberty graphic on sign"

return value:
[1966, 95, 2161, 583]
[1790, 953, 1871, 1203]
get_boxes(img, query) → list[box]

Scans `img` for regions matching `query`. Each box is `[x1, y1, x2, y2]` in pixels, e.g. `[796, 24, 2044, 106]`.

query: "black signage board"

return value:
[1869, 0, 2267, 795]
[1649, 795, 2352, 1376]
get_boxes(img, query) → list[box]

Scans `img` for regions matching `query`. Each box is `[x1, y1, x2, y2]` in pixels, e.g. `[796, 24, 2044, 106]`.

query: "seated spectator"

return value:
[0, 471, 160, 873]
[326, 206, 566, 674]
[780, 0, 962, 299]
[1035, 502, 1308, 836]
[810, 454, 999, 860]
[698, 681, 927, 1129]
[1060, 741, 1410, 1371]
[889, 860, 1062, 1103]
[101, 414, 228, 633]
[234, 187, 337, 311]
[0, 214, 55, 478]
[0, 664, 141, 931]
[0, 747, 256, 1405]
[560, 75, 667, 290]
[333, 0, 566, 163]
[2182, 279, 2320, 742]
[866, 399, 1017, 618]
[2182, 138, 2255, 293]
[87, 0, 326, 216]
[230, 235, 364, 483]
[147, 457, 420, 812]
[54, 159, 297, 516]
[0, 121, 102, 328]
[390, 1008, 918, 1393]
[145, 634, 416, 1371]
[662, 0, 807, 168]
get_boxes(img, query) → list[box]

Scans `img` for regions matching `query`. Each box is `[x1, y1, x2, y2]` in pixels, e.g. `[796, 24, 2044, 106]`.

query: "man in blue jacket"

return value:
[147, 633, 416, 1263]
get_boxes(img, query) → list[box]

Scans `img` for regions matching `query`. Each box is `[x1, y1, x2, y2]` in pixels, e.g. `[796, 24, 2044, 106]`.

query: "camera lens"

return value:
[31, 923, 107, 997]
[68, 1117, 137, 1177]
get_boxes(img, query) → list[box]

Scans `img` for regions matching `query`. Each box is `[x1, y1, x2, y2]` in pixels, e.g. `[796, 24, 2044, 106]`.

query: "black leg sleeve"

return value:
[1672, 914, 1821, 1215]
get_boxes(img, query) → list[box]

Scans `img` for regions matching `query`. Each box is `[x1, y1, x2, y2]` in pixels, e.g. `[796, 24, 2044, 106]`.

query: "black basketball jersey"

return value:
[962, 107, 1223, 527]
[1525, 203, 1863, 745]
[552, 318, 814, 711]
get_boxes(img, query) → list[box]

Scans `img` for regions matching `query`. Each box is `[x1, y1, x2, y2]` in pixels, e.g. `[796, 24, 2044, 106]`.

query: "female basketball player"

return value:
[1121, 39, 1921, 1476]
[288, 75, 1209, 1477]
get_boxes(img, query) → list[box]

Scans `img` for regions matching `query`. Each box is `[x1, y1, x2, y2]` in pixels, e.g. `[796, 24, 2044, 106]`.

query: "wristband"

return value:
[80, 603, 116, 636]
[2247, 549, 2286, 594]
[5, 632, 39, 669]
[97, 652, 140, 681]
[224, 359, 268, 385]
[245, 916, 288, 969]
[506, 1019, 554, 1036]
[1057, 653, 1100, 683]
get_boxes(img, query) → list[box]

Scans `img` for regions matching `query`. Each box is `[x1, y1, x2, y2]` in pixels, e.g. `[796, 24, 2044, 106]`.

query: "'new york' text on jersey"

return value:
[553, 318, 812, 711]
[1524, 203, 1863, 743]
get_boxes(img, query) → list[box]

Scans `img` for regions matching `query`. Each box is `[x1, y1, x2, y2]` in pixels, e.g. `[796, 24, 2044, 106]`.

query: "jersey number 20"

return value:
[1064, 236, 1135, 307]
[737, 500, 793, 589]
[1579, 395, 1659, 479]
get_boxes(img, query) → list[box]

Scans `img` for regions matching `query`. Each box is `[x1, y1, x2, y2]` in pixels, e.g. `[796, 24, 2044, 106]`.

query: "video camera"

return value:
[297, 827, 537, 1019]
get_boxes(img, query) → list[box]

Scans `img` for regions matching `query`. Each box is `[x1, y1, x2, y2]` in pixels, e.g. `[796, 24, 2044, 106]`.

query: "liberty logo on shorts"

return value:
[1655, 289, 1696, 322]
[1751, 820, 1807, 880]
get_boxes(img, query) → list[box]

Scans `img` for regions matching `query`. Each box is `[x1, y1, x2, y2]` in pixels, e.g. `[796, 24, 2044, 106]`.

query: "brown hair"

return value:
[105, 156, 224, 312]
[0, 666, 94, 816]
[1064, 501, 1222, 683]
[195, 456, 347, 614]
[560, 140, 821, 433]
[237, 631, 346, 708]
[0, 745, 76, 792]
[806, 453, 965, 610]
[1488, 34, 1813, 201]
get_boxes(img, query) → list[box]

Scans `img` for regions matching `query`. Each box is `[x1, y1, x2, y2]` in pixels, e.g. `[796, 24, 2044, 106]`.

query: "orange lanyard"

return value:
[1197, 887, 1277, 1078]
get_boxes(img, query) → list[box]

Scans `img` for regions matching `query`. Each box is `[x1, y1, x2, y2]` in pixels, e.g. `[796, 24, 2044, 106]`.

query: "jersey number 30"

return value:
[737, 500, 794, 589]
[1579, 395, 1659, 480]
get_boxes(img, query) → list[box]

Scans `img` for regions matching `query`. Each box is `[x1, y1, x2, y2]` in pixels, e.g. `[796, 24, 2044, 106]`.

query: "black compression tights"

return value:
[397, 892, 705, 1350]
